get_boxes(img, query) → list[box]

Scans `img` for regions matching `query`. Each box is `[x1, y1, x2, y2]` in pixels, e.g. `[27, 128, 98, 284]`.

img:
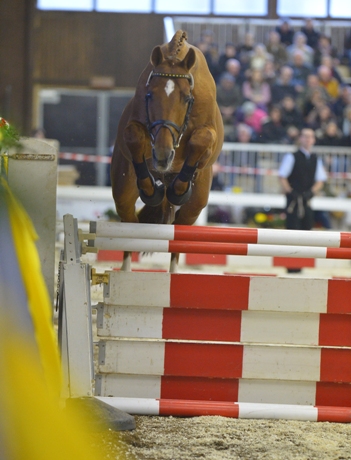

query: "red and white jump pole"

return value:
[87, 222, 351, 270]
[90, 221, 351, 248]
[97, 397, 351, 423]
[89, 234, 351, 261]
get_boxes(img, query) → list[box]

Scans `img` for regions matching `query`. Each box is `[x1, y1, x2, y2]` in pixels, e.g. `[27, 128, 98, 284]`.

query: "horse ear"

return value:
[180, 48, 196, 71]
[151, 46, 164, 67]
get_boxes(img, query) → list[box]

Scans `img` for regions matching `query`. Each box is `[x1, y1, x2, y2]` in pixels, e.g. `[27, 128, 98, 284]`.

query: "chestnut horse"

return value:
[111, 30, 224, 270]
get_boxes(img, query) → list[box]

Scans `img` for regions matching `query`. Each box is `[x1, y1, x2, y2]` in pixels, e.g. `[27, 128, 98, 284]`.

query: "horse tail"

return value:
[137, 200, 175, 225]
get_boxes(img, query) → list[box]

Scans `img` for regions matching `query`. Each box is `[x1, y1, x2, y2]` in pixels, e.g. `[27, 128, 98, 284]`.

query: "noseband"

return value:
[145, 71, 195, 149]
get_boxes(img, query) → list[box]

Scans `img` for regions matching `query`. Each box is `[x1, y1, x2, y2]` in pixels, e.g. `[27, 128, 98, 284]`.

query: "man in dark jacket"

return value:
[278, 128, 327, 231]
[278, 128, 327, 271]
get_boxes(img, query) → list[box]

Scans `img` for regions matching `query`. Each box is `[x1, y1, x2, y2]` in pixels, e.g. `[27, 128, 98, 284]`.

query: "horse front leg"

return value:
[124, 121, 165, 206]
[169, 167, 213, 272]
[166, 126, 217, 206]
[110, 146, 140, 271]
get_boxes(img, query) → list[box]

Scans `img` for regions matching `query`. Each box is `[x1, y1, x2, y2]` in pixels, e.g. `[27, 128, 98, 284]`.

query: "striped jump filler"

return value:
[95, 269, 351, 423]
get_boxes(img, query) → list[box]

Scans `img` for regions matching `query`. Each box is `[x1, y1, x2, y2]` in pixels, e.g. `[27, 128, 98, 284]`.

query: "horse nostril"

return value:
[152, 148, 175, 172]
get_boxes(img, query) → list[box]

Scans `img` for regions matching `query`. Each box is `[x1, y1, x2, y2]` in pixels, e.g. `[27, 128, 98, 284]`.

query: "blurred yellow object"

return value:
[255, 212, 268, 224]
[1, 176, 61, 397]
[232, 186, 242, 193]
[0, 177, 124, 459]
[0, 327, 110, 460]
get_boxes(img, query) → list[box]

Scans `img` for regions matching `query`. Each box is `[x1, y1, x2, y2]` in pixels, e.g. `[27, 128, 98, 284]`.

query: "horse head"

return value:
[145, 45, 196, 172]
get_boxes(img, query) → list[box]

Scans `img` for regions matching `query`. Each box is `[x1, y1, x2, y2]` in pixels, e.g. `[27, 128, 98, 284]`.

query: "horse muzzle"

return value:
[152, 147, 175, 172]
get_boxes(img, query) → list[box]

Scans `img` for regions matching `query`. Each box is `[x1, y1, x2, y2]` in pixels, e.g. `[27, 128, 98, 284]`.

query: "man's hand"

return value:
[288, 189, 300, 200]
[302, 189, 314, 201]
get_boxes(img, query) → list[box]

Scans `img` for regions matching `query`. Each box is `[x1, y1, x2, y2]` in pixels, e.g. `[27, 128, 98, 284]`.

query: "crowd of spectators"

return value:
[197, 19, 351, 147]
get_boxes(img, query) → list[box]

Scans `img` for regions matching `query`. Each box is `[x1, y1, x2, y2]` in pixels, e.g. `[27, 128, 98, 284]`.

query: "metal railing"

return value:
[218, 143, 351, 197]
[171, 17, 351, 60]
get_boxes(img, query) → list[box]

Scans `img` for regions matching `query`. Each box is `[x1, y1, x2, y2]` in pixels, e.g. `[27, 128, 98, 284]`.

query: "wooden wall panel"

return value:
[32, 12, 164, 87]
[0, 0, 29, 131]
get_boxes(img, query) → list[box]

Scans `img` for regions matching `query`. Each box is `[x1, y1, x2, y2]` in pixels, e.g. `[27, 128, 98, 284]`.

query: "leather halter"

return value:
[145, 71, 194, 149]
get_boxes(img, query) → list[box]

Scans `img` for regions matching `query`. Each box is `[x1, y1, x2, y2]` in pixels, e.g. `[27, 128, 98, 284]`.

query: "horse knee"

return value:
[124, 122, 147, 158]
[188, 128, 216, 168]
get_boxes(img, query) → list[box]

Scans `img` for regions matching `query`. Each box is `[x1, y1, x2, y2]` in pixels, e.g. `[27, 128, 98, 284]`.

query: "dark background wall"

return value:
[0, 0, 31, 132]
[0, 0, 165, 134]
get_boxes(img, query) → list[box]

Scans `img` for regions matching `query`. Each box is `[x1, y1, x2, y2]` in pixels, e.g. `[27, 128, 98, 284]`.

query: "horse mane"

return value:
[167, 30, 188, 60]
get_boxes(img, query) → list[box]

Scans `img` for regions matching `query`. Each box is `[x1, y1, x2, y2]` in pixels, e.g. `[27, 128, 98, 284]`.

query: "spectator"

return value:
[271, 65, 297, 104]
[307, 103, 337, 138]
[231, 123, 262, 192]
[301, 18, 320, 50]
[249, 43, 273, 71]
[276, 18, 295, 47]
[285, 125, 301, 145]
[217, 42, 238, 76]
[239, 101, 268, 135]
[316, 120, 344, 146]
[299, 73, 330, 115]
[333, 85, 351, 126]
[242, 68, 271, 110]
[303, 89, 330, 122]
[289, 50, 313, 93]
[317, 65, 340, 101]
[225, 58, 245, 87]
[233, 123, 254, 143]
[278, 128, 327, 271]
[197, 41, 219, 81]
[262, 59, 277, 86]
[266, 30, 288, 68]
[237, 32, 255, 71]
[313, 35, 339, 67]
[286, 32, 314, 66]
[200, 29, 219, 65]
[216, 72, 242, 138]
[280, 95, 304, 130]
[342, 115, 351, 145]
[260, 105, 287, 144]
[319, 121, 349, 175]
[341, 105, 351, 137]
[320, 55, 344, 84]
[343, 30, 351, 66]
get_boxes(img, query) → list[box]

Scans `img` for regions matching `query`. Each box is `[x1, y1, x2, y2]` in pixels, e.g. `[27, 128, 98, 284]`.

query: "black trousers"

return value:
[285, 196, 314, 230]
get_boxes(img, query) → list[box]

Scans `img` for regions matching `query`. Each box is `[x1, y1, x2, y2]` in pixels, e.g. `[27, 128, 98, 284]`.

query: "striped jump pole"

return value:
[89, 237, 351, 260]
[96, 398, 351, 423]
[90, 221, 351, 248]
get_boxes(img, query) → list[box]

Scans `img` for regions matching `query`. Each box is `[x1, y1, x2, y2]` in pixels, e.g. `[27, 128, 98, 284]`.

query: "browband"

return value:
[146, 71, 194, 90]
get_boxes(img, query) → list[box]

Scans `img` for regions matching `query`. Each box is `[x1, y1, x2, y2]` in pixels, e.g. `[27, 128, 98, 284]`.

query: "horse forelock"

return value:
[167, 30, 188, 60]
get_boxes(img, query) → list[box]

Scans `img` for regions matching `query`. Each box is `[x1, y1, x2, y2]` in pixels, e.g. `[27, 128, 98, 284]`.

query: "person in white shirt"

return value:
[279, 128, 327, 230]
[278, 128, 327, 272]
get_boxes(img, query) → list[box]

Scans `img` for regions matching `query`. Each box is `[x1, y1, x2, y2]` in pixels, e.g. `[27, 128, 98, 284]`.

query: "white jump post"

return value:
[58, 214, 94, 399]
[5, 138, 58, 300]
[58, 215, 136, 430]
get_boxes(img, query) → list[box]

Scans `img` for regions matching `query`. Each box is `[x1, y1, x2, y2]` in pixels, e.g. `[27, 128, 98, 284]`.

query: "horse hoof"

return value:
[166, 181, 192, 206]
[139, 178, 165, 206]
